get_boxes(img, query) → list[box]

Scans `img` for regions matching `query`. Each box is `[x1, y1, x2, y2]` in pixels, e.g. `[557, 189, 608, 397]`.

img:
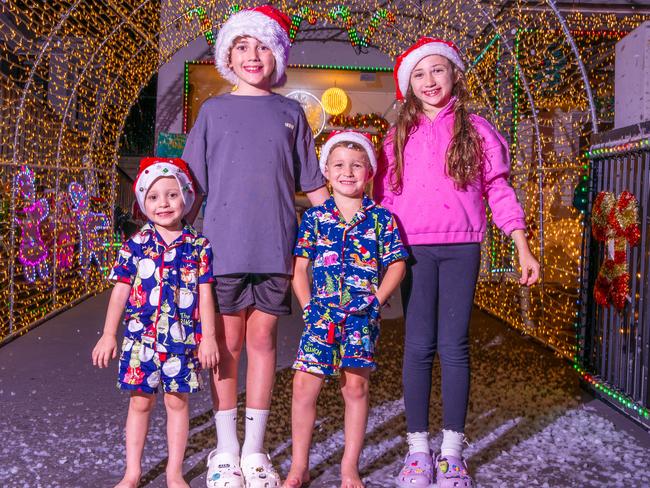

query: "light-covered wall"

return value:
[156, 36, 396, 136]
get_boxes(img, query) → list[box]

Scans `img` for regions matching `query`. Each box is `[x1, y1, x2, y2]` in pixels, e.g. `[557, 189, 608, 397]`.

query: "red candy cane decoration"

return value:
[185, 6, 214, 45]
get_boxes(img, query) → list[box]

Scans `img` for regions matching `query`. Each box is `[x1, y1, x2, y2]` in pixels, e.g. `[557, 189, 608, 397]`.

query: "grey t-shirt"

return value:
[182, 93, 325, 276]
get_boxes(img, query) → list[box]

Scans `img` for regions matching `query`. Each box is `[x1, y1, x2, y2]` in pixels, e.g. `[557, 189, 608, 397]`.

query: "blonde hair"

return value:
[327, 141, 373, 173]
[389, 61, 483, 192]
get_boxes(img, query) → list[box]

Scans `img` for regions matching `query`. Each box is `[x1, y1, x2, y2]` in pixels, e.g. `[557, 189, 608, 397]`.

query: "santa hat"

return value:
[215, 5, 291, 87]
[133, 157, 196, 217]
[319, 130, 377, 176]
[394, 37, 465, 101]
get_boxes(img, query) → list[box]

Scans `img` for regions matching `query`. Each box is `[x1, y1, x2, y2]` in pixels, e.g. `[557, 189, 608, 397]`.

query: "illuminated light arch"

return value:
[1, 2, 648, 370]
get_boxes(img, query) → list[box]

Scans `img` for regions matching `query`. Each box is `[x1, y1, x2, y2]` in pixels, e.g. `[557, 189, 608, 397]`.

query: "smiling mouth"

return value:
[423, 88, 440, 97]
[243, 66, 263, 73]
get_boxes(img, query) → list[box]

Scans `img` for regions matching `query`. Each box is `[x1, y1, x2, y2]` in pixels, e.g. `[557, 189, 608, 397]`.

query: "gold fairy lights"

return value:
[1, 1, 648, 366]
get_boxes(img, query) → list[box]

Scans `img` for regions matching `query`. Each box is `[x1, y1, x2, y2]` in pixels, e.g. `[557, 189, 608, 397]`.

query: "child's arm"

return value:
[92, 282, 131, 368]
[292, 256, 312, 309]
[197, 282, 219, 369]
[511, 229, 540, 286]
[375, 260, 406, 305]
[305, 186, 329, 207]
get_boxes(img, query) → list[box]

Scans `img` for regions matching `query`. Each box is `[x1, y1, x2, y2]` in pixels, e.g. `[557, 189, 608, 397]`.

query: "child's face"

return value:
[409, 54, 456, 116]
[228, 36, 276, 92]
[325, 146, 372, 200]
[143, 177, 184, 230]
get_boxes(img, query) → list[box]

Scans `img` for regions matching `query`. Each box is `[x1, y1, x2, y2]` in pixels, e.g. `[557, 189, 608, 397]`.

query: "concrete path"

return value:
[0, 290, 648, 487]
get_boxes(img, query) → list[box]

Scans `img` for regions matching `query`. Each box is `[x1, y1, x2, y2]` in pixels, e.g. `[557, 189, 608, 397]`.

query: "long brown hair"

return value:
[389, 62, 483, 192]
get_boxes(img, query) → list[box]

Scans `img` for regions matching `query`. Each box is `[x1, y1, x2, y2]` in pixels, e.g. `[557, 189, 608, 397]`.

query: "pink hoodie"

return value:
[374, 98, 526, 245]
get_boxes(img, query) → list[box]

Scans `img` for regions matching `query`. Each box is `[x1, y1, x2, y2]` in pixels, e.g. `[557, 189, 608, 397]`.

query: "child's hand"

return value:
[518, 251, 540, 286]
[92, 334, 117, 368]
[198, 336, 219, 369]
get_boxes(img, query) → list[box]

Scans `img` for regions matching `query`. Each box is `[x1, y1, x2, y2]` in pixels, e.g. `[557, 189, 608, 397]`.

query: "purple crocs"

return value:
[396, 451, 434, 488]
[435, 454, 473, 488]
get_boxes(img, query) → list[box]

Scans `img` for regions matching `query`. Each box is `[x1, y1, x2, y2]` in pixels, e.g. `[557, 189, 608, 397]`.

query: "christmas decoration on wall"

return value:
[286, 90, 326, 136]
[327, 5, 395, 50]
[591, 190, 640, 311]
[321, 87, 348, 115]
[185, 6, 214, 46]
[289, 5, 317, 43]
[68, 182, 111, 274]
[328, 113, 389, 136]
[13, 166, 50, 284]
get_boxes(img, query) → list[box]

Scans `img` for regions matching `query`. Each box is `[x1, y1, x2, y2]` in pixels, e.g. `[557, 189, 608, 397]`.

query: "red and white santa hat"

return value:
[133, 157, 195, 217]
[319, 130, 377, 176]
[394, 37, 465, 101]
[215, 5, 291, 87]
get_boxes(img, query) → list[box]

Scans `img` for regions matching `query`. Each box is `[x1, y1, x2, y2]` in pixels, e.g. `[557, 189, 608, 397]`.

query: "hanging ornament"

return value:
[321, 87, 348, 115]
[591, 190, 640, 311]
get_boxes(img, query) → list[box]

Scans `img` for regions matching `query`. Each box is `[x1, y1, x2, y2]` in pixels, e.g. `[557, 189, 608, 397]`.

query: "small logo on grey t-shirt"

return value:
[285, 122, 295, 130]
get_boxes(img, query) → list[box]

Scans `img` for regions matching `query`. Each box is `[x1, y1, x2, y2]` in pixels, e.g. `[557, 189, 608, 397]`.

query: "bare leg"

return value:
[244, 308, 278, 409]
[210, 311, 246, 411]
[283, 371, 325, 488]
[164, 392, 190, 488]
[339, 368, 371, 488]
[115, 391, 155, 488]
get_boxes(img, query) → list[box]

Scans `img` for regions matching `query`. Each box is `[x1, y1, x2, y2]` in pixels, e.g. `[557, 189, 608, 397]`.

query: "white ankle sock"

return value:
[440, 429, 465, 458]
[406, 431, 430, 454]
[241, 407, 270, 458]
[215, 408, 240, 455]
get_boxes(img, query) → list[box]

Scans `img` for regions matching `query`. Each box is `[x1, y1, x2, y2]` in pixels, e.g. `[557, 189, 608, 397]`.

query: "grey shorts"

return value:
[214, 273, 292, 316]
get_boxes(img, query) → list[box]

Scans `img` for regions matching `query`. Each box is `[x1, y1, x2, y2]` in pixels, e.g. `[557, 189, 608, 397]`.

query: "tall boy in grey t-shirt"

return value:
[181, 6, 328, 488]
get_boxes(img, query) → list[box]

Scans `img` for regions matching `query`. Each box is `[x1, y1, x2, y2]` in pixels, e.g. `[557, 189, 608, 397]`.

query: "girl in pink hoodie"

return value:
[374, 37, 540, 488]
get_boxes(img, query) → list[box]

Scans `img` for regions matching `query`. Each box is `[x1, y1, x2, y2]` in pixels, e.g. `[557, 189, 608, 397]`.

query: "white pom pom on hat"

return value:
[214, 5, 291, 87]
[394, 37, 465, 101]
[319, 130, 377, 176]
[133, 157, 196, 217]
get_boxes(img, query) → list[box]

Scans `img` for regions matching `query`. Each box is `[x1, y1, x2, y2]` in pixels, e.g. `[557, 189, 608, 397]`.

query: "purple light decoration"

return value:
[68, 181, 111, 272]
[14, 166, 50, 283]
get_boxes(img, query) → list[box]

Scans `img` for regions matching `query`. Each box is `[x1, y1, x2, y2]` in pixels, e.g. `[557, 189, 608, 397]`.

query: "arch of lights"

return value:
[1, 1, 648, 364]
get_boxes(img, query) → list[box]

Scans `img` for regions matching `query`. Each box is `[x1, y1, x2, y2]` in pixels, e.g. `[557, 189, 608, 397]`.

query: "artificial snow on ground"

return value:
[0, 291, 648, 487]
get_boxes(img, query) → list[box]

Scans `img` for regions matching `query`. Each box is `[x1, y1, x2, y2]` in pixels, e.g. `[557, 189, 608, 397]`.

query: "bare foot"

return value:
[340, 470, 364, 488]
[113, 472, 139, 488]
[283, 466, 310, 488]
[166, 473, 190, 488]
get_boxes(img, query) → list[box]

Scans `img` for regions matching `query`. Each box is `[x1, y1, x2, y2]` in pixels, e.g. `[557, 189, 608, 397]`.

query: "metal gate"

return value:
[583, 121, 650, 428]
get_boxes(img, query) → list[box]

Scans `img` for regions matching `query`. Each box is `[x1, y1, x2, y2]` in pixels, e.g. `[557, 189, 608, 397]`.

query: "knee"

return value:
[129, 393, 155, 414]
[340, 376, 369, 403]
[437, 342, 469, 367]
[164, 392, 189, 412]
[404, 338, 436, 362]
[246, 328, 276, 355]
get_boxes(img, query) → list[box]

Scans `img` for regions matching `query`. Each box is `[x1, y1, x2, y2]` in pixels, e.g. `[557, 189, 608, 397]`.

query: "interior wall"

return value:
[156, 35, 395, 137]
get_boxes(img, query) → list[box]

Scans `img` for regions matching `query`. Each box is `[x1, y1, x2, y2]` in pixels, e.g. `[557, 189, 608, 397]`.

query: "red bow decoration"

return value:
[591, 191, 640, 311]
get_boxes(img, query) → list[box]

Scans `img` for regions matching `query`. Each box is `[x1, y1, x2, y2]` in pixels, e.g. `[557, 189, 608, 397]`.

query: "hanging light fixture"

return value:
[321, 87, 348, 115]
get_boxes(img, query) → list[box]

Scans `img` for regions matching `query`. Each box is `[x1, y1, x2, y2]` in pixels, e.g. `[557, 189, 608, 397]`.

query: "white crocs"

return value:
[206, 450, 244, 488]
[240, 452, 281, 488]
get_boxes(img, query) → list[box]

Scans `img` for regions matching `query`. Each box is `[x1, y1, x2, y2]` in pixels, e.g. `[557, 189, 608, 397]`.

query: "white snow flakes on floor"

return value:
[0, 292, 648, 487]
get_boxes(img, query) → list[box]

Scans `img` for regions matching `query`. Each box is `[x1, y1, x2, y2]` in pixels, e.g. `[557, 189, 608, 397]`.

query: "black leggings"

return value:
[401, 243, 480, 434]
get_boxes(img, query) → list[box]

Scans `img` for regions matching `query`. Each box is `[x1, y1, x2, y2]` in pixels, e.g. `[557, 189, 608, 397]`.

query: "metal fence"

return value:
[583, 121, 650, 428]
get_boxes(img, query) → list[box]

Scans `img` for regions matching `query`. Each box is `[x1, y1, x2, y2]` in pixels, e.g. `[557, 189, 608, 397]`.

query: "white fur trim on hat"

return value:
[215, 9, 290, 87]
[395, 38, 465, 101]
[134, 161, 195, 218]
[319, 131, 377, 176]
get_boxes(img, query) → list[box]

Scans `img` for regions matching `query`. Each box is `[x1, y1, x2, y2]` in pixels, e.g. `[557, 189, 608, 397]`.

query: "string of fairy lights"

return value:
[1, 1, 648, 419]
